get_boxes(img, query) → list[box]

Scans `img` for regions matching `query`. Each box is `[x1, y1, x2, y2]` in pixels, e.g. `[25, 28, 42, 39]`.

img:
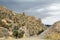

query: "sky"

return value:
[0, 0, 60, 25]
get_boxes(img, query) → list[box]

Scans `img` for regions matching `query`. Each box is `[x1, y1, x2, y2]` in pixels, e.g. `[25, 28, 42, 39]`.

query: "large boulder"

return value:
[0, 27, 9, 38]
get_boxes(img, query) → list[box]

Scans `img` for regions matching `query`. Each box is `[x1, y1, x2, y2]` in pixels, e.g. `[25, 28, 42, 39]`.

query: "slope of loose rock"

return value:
[0, 6, 47, 38]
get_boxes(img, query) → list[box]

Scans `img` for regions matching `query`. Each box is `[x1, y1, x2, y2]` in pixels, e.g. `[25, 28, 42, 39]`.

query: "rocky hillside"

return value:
[0, 6, 47, 38]
[40, 21, 60, 40]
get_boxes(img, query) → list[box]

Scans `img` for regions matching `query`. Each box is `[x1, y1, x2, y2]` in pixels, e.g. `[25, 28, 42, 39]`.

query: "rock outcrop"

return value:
[0, 6, 47, 38]
[40, 21, 60, 40]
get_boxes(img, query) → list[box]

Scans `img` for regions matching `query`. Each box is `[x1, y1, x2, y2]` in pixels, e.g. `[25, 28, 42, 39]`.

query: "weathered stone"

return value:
[0, 27, 9, 38]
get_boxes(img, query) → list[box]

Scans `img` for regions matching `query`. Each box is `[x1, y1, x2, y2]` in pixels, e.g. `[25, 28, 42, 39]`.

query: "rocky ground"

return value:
[0, 36, 51, 40]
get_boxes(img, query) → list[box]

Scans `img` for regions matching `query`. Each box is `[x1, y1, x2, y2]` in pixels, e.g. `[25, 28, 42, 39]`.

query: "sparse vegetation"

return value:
[0, 6, 47, 39]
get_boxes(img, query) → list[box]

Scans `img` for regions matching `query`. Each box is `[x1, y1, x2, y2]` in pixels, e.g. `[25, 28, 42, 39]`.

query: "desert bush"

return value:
[18, 30, 24, 38]
[13, 30, 18, 38]
[13, 30, 24, 38]
[13, 26, 24, 38]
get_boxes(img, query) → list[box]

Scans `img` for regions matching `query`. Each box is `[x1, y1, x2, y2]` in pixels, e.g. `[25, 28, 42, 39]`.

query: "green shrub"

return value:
[13, 30, 18, 38]
[18, 30, 24, 38]
[13, 26, 24, 38]
[13, 30, 24, 38]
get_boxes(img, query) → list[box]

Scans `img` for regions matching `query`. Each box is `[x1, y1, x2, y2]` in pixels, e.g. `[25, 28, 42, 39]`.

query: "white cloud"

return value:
[27, 3, 60, 16]
[25, 3, 60, 25]
[47, 3, 60, 11]
[36, 8, 44, 12]
[42, 3, 60, 25]
[48, 11, 60, 15]
[42, 16, 60, 25]
[45, 3, 60, 16]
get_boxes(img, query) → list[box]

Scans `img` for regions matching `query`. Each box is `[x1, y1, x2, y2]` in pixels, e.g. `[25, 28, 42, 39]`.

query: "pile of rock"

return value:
[0, 6, 47, 38]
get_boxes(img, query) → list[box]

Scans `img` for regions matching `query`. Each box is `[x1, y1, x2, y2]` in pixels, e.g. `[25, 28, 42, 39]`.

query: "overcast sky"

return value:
[0, 0, 60, 25]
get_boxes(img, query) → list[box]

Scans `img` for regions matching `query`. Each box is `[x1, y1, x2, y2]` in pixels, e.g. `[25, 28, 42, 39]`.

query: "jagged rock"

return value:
[40, 21, 60, 40]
